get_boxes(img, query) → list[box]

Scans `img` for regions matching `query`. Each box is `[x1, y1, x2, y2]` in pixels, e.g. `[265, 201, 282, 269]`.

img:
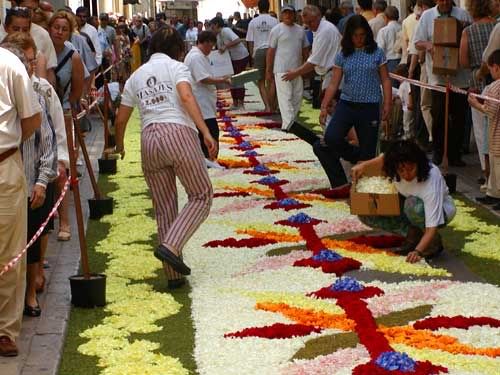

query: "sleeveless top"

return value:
[465, 22, 495, 90]
[56, 44, 74, 110]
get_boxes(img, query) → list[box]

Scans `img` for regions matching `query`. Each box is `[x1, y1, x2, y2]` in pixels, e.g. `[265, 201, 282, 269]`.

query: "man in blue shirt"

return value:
[338, 1, 355, 34]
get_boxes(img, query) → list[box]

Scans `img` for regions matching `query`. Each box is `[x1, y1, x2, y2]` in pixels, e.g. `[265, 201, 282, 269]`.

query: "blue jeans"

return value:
[314, 100, 380, 187]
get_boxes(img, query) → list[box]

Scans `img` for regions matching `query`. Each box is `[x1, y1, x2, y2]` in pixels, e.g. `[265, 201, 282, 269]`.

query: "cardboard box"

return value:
[231, 69, 261, 86]
[433, 17, 461, 47]
[432, 46, 459, 76]
[350, 165, 401, 216]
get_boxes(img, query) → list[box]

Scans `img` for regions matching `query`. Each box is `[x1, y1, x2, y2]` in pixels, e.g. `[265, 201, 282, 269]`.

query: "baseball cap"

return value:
[281, 4, 296, 12]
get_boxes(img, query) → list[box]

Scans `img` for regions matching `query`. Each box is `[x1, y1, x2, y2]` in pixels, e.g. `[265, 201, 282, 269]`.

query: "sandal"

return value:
[57, 229, 71, 241]
[23, 299, 41, 317]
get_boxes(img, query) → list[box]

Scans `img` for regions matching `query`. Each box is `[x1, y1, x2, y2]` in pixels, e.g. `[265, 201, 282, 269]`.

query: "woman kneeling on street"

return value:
[110, 25, 217, 288]
[351, 140, 456, 263]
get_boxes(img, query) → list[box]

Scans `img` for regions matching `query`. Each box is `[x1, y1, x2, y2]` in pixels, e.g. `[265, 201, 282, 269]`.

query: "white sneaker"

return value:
[76, 158, 84, 166]
[205, 159, 225, 169]
[480, 184, 488, 193]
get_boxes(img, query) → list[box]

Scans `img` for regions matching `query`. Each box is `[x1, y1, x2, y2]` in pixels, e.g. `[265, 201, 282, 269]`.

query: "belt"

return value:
[0, 148, 18, 163]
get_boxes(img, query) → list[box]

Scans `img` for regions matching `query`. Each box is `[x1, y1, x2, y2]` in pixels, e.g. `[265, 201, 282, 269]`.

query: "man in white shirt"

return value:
[184, 31, 230, 158]
[267, 5, 310, 130]
[414, 0, 472, 166]
[369, 0, 387, 39]
[246, 0, 279, 112]
[76, 6, 102, 66]
[282, 5, 341, 90]
[376, 6, 402, 74]
[0, 46, 42, 357]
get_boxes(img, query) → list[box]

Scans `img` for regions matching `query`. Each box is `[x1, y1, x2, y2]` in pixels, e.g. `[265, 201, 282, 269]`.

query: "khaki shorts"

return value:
[253, 48, 268, 80]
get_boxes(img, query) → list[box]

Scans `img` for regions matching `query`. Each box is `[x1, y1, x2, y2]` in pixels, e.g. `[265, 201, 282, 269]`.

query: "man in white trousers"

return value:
[266, 4, 309, 130]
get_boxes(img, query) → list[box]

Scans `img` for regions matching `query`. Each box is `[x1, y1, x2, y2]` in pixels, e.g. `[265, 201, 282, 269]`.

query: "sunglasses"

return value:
[7, 6, 31, 17]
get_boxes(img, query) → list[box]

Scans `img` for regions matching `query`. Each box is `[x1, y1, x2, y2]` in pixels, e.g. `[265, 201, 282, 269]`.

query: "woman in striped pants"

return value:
[110, 26, 217, 288]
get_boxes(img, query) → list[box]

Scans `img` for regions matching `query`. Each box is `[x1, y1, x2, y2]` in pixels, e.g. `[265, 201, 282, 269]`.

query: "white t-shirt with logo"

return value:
[184, 47, 217, 120]
[217, 27, 249, 61]
[269, 23, 310, 73]
[246, 14, 279, 56]
[121, 53, 196, 131]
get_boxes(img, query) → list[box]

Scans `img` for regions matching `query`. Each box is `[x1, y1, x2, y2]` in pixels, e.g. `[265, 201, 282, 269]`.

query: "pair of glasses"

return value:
[7, 6, 31, 17]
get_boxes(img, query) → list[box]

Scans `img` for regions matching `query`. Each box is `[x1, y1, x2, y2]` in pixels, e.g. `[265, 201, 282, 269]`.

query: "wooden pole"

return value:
[102, 69, 110, 152]
[443, 80, 450, 174]
[73, 111, 102, 200]
[64, 114, 91, 279]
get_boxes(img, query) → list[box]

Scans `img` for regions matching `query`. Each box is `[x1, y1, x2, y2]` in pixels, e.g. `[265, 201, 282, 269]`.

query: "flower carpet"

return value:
[61, 91, 500, 375]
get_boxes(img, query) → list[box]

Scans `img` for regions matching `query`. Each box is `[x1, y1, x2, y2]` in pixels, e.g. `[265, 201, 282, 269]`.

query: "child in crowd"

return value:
[394, 64, 414, 140]
[469, 49, 500, 210]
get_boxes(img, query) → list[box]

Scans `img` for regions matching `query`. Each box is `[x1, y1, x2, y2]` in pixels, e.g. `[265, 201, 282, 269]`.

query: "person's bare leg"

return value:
[26, 263, 39, 308]
[268, 80, 277, 112]
[257, 79, 270, 112]
[56, 165, 70, 239]
[37, 234, 48, 290]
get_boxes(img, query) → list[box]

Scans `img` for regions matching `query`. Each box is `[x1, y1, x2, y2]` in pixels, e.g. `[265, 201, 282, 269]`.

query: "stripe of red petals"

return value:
[264, 202, 312, 211]
[311, 185, 351, 199]
[213, 192, 251, 198]
[308, 286, 384, 300]
[293, 257, 362, 276]
[224, 323, 322, 339]
[203, 238, 277, 248]
[347, 235, 405, 249]
[413, 316, 500, 331]
[352, 360, 448, 375]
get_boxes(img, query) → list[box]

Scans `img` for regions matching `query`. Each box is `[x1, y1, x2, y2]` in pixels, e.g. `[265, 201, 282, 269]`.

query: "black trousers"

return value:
[431, 90, 468, 163]
[198, 118, 219, 158]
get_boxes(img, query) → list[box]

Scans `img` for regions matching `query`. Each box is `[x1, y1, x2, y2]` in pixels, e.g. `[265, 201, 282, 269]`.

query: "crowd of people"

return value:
[1, 0, 499, 360]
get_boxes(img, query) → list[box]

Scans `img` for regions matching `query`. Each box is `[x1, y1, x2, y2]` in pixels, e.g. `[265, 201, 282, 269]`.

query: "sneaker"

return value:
[76, 158, 84, 166]
[476, 195, 500, 205]
[480, 184, 488, 193]
[205, 159, 225, 169]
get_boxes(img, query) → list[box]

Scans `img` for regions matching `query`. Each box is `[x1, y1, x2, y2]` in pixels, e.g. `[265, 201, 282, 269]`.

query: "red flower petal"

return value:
[224, 323, 322, 339]
[413, 315, 500, 331]
[204, 238, 277, 248]
[312, 185, 351, 199]
[348, 235, 405, 249]
[293, 257, 362, 276]
[213, 192, 251, 198]
[353, 360, 448, 375]
[308, 286, 384, 300]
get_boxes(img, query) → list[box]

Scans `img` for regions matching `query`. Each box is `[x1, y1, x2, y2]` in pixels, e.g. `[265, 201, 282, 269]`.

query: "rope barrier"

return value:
[389, 73, 500, 104]
[94, 64, 114, 80]
[0, 177, 71, 277]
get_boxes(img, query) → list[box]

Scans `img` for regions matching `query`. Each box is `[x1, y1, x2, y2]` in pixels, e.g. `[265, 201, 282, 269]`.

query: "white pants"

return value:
[420, 65, 433, 141]
[275, 73, 303, 130]
[471, 107, 489, 170]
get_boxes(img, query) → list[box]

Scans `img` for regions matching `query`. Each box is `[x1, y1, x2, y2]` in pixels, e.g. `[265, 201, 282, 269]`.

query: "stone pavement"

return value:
[0, 115, 105, 375]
